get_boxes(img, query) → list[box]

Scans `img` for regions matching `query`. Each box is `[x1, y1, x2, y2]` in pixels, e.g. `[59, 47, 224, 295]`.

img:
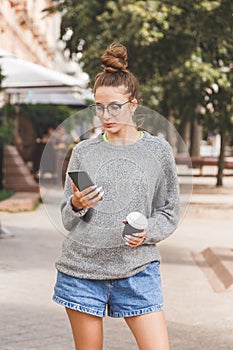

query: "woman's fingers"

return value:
[72, 184, 104, 209]
[83, 186, 102, 200]
[81, 185, 98, 196]
[72, 183, 98, 196]
[124, 231, 147, 248]
[86, 190, 104, 207]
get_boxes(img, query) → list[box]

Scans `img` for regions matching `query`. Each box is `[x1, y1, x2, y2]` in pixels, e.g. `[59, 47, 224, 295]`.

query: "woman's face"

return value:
[94, 85, 136, 134]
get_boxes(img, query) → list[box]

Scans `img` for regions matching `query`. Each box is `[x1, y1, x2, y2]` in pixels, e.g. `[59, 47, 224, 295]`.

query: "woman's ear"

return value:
[130, 98, 138, 113]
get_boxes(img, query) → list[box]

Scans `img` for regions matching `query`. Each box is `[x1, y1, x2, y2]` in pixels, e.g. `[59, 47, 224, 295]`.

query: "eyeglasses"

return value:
[89, 100, 131, 117]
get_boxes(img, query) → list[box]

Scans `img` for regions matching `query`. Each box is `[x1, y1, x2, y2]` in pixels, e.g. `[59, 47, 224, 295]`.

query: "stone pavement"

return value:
[0, 177, 233, 350]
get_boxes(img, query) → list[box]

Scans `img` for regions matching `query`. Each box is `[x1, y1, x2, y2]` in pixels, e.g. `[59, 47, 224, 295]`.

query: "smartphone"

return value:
[68, 171, 95, 191]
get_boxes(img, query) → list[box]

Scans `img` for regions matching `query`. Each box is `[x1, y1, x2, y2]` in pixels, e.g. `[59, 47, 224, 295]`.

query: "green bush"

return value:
[0, 119, 15, 145]
[5, 103, 84, 137]
[0, 189, 14, 201]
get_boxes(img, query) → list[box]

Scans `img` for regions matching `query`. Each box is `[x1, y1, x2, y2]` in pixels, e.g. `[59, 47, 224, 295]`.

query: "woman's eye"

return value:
[96, 105, 104, 111]
[109, 104, 120, 111]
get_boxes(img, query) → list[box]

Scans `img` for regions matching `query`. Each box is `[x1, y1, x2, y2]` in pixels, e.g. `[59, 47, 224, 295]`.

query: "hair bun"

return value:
[101, 42, 128, 73]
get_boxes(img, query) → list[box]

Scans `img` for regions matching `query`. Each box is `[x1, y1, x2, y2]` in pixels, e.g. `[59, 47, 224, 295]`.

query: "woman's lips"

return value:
[104, 123, 115, 128]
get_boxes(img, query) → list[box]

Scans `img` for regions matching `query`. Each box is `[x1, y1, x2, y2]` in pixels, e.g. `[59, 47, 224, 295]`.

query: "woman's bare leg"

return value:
[124, 310, 169, 350]
[66, 308, 103, 350]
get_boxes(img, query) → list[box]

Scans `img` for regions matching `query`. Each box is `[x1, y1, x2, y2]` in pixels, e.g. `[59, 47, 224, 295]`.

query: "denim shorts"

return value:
[52, 261, 163, 318]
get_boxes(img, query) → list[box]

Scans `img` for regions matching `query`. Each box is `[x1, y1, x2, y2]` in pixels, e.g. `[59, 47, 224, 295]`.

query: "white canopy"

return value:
[0, 49, 86, 89]
[16, 89, 87, 106]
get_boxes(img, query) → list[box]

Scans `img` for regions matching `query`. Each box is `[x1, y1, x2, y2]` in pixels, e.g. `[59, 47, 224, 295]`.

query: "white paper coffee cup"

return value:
[122, 212, 148, 238]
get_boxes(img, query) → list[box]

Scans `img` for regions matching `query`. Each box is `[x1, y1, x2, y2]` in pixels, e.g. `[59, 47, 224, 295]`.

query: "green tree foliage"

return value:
[0, 66, 4, 90]
[0, 119, 15, 145]
[0, 66, 6, 190]
[47, 0, 232, 185]
[0, 67, 12, 145]
[6, 103, 80, 137]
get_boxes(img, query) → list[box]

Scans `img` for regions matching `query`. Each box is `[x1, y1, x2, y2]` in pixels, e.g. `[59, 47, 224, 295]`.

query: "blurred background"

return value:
[0, 2, 233, 350]
[0, 0, 232, 198]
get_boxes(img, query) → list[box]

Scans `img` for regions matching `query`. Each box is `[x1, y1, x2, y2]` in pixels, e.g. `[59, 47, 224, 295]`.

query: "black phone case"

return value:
[68, 171, 94, 191]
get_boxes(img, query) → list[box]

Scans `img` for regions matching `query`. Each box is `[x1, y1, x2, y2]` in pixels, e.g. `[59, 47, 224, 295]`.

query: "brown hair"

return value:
[93, 42, 139, 100]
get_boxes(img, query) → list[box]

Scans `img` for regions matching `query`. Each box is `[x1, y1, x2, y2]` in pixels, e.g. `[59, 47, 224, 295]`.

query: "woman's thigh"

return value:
[66, 308, 103, 350]
[124, 310, 169, 350]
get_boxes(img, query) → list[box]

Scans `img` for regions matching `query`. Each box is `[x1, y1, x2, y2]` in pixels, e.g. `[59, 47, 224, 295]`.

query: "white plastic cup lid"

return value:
[126, 212, 148, 230]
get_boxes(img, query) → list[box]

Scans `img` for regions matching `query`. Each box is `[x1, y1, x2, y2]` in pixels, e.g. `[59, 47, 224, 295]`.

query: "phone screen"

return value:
[68, 171, 94, 191]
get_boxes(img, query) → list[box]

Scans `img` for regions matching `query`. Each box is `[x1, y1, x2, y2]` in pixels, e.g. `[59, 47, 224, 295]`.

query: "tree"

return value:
[47, 0, 233, 186]
[0, 66, 5, 190]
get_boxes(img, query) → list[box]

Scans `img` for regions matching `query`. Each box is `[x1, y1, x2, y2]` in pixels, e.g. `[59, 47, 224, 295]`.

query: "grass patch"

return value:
[0, 189, 14, 201]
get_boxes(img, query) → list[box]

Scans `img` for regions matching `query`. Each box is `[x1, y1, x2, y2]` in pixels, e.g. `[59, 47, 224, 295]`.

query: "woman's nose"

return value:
[102, 108, 111, 119]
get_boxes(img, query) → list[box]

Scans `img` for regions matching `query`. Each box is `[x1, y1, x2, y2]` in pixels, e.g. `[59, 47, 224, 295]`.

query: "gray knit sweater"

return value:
[55, 131, 179, 279]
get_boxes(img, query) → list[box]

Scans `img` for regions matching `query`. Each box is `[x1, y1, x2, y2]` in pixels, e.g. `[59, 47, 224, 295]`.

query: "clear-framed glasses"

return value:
[89, 100, 131, 117]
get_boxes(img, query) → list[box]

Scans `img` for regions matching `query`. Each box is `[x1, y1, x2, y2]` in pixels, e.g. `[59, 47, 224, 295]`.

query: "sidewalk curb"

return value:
[190, 193, 233, 209]
[192, 247, 233, 292]
[190, 202, 233, 209]
[0, 192, 40, 212]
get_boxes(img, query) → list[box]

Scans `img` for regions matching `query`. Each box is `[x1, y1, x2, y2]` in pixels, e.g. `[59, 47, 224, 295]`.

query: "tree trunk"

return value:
[216, 117, 226, 187]
[178, 120, 191, 154]
[167, 114, 176, 150]
[0, 142, 3, 190]
[190, 118, 202, 157]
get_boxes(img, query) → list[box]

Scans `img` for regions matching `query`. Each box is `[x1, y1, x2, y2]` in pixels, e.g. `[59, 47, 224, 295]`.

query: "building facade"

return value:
[0, 0, 60, 68]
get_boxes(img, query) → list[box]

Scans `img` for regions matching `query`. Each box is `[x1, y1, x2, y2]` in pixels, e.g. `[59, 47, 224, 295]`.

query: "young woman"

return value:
[53, 42, 179, 350]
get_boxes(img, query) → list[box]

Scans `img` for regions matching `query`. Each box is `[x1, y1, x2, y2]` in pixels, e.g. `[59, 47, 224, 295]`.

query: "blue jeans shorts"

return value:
[53, 261, 163, 318]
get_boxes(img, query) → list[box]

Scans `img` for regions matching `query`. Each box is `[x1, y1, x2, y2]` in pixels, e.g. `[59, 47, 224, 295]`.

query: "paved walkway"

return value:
[0, 178, 233, 350]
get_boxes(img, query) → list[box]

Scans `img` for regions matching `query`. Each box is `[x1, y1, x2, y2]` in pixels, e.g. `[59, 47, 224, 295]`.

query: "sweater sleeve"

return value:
[60, 145, 89, 231]
[144, 139, 180, 244]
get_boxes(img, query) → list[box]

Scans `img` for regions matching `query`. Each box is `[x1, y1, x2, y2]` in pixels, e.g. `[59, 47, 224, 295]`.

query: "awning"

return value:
[0, 49, 87, 89]
[16, 88, 87, 106]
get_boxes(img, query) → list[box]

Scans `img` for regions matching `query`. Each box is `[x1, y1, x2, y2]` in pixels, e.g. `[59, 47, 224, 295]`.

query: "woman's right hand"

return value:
[71, 183, 104, 210]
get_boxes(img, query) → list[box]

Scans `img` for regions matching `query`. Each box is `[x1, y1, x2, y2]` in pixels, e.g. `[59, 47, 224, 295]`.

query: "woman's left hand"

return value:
[123, 230, 147, 248]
